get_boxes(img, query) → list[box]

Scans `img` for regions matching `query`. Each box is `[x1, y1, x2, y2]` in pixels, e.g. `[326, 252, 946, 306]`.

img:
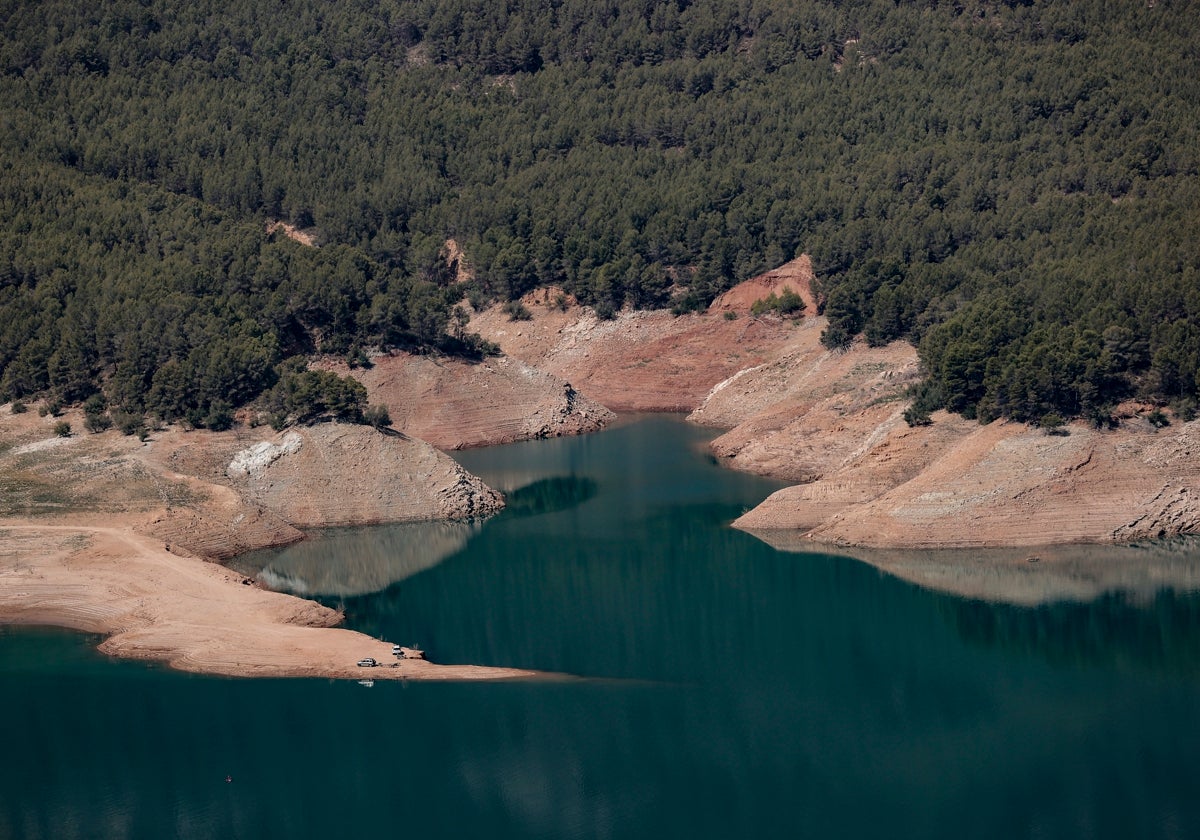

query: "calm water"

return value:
[4, 416, 1200, 839]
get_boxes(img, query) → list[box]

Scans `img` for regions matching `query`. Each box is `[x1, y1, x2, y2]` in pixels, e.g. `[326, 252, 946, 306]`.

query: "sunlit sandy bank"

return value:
[0, 521, 541, 681]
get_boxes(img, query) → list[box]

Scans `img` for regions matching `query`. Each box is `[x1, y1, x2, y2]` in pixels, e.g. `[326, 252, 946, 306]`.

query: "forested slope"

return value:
[0, 160, 463, 427]
[1, 0, 1197, 425]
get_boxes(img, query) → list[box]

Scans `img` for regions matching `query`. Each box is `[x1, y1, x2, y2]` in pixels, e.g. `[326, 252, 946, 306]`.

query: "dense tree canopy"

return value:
[1, 0, 1197, 424]
[0, 158, 460, 426]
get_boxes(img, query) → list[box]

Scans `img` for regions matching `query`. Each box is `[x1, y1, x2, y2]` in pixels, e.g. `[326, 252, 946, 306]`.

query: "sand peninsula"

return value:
[0, 523, 536, 680]
[0, 406, 546, 681]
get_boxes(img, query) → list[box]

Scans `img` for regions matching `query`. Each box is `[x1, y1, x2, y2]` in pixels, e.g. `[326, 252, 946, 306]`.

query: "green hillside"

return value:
[2, 0, 1197, 425]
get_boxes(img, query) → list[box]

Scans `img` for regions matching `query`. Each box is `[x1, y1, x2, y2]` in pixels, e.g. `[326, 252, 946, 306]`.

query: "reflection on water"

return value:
[753, 534, 1200, 606]
[235, 475, 600, 598]
[503, 476, 598, 517]
[5, 416, 1200, 839]
[950, 588, 1200, 676]
[230, 519, 483, 597]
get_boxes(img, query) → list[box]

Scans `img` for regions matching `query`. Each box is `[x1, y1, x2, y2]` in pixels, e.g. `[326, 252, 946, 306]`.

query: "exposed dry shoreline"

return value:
[468, 259, 1200, 552]
[4, 255, 1198, 679]
[0, 408, 542, 680]
[0, 522, 537, 680]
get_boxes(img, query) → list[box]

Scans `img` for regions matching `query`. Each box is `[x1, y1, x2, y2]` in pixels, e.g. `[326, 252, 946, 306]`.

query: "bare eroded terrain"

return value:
[0, 406, 532, 679]
[3, 253, 1198, 679]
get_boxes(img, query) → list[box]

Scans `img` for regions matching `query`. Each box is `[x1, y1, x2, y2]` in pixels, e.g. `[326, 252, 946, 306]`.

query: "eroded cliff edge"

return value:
[733, 410, 1200, 549]
[0, 409, 503, 562]
[687, 315, 1200, 547]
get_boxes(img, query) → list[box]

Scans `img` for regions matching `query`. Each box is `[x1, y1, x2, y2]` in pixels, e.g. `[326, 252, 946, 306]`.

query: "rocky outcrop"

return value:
[735, 412, 1200, 549]
[728, 411, 979, 531]
[320, 352, 613, 449]
[0, 407, 505, 562]
[226, 432, 304, 478]
[158, 422, 504, 530]
[690, 321, 921, 480]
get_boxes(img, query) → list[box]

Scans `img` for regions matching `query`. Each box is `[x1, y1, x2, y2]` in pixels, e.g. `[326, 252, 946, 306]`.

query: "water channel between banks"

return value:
[3, 415, 1199, 839]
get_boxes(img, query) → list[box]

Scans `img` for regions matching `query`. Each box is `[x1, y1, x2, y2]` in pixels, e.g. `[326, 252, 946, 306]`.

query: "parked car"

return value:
[356, 658, 378, 667]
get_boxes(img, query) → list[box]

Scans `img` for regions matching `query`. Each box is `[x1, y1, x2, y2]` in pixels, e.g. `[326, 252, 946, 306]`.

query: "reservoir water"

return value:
[3, 416, 1200, 839]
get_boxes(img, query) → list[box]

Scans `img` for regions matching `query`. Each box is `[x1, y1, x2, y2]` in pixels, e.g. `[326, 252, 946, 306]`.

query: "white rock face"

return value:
[227, 432, 303, 479]
[10, 436, 77, 456]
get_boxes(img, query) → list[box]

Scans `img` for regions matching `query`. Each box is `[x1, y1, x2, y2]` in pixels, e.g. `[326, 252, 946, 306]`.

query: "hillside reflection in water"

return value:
[231, 475, 599, 597]
[231, 519, 482, 597]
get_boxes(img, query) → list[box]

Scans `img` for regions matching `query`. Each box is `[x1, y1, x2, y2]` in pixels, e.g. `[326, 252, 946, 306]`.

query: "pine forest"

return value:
[1, 0, 1197, 428]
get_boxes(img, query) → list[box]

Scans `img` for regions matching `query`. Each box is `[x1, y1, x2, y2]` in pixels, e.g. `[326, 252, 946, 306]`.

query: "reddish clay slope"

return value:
[468, 256, 819, 412]
[708, 255, 821, 315]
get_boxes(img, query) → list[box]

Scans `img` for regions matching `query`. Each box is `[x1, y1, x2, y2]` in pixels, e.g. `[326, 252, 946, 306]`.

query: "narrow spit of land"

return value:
[0, 522, 540, 681]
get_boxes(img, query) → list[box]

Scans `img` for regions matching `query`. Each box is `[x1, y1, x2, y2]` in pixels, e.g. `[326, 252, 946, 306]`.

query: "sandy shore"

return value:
[0, 519, 540, 681]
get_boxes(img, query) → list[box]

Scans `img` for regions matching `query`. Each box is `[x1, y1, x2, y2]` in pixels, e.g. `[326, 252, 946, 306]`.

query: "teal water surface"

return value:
[3, 416, 1200, 839]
